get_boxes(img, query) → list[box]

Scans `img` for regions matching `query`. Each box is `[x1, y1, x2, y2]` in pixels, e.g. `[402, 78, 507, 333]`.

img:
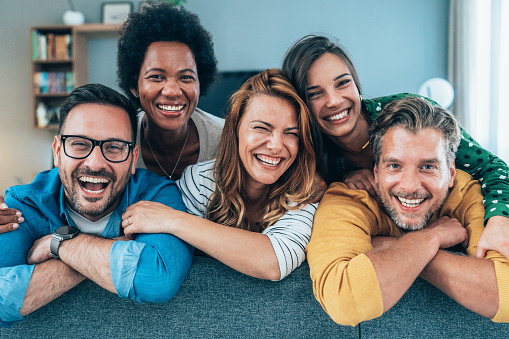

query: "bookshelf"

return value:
[30, 24, 120, 129]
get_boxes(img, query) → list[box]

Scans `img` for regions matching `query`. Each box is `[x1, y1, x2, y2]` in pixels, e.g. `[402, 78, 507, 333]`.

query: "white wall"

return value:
[0, 0, 449, 194]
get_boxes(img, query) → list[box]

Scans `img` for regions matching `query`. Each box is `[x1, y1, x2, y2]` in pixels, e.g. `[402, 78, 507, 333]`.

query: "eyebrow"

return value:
[250, 120, 299, 132]
[143, 68, 197, 76]
[381, 157, 440, 164]
[306, 73, 351, 91]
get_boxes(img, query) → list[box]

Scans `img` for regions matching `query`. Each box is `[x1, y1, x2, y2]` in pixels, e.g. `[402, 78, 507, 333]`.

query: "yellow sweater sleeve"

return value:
[307, 183, 390, 326]
[446, 172, 509, 323]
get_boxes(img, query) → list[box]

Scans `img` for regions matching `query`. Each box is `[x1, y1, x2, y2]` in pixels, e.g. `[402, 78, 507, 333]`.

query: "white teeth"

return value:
[79, 177, 109, 184]
[256, 155, 282, 167]
[397, 196, 424, 208]
[325, 109, 349, 121]
[158, 104, 184, 112]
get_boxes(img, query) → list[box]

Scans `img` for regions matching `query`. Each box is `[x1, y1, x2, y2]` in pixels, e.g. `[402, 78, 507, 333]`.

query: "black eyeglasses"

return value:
[60, 135, 134, 163]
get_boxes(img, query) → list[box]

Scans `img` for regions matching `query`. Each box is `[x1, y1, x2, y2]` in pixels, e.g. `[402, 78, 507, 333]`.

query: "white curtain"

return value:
[449, 0, 509, 163]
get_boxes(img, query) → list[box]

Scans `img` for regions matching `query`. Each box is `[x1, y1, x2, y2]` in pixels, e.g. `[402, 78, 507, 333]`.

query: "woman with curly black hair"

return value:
[117, 1, 224, 180]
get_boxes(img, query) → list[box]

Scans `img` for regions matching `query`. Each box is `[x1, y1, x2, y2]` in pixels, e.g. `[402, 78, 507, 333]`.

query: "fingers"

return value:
[0, 223, 20, 234]
[476, 243, 487, 259]
[0, 203, 24, 232]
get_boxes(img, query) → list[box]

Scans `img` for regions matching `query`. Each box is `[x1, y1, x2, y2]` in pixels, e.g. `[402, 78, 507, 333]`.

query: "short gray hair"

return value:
[369, 96, 460, 166]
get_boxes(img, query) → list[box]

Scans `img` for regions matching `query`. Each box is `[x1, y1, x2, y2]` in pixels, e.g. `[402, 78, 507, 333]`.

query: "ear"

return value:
[130, 88, 138, 98]
[448, 161, 456, 188]
[52, 135, 61, 167]
[131, 145, 139, 175]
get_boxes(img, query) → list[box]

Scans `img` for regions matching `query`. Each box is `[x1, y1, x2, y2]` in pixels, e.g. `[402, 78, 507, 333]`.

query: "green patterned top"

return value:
[362, 93, 509, 224]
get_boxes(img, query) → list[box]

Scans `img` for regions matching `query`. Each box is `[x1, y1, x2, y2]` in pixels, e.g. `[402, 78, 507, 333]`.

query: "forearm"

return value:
[59, 234, 116, 293]
[420, 249, 499, 318]
[20, 259, 85, 316]
[365, 230, 439, 312]
[172, 212, 280, 280]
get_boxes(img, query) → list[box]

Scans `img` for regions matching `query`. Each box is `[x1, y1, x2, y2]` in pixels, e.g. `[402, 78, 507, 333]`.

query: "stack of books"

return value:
[34, 72, 74, 94]
[32, 31, 72, 61]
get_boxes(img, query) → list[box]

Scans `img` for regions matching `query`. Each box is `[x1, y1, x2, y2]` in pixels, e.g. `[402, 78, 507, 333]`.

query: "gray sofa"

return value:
[1, 256, 508, 338]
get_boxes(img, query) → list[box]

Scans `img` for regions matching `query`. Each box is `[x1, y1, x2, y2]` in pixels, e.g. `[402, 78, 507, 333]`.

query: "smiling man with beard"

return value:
[0, 84, 193, 327]
[306, 96, 509, 326]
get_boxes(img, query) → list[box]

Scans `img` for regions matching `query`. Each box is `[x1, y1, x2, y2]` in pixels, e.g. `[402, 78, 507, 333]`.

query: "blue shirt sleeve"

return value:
[0, 198, 40, 327]
[108, 173, 193, 303]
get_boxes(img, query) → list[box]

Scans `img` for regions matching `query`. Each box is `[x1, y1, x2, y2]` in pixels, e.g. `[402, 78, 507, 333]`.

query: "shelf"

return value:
[30, 24, 121, 129]
[33, 59, 73, 64]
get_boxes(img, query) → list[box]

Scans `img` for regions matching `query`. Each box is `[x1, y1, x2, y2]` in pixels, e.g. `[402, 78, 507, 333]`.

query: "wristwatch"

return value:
[50, 225, 80, 259]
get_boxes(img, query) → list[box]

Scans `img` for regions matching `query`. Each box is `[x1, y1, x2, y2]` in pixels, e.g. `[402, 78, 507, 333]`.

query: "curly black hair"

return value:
[117, 1, 218, 107]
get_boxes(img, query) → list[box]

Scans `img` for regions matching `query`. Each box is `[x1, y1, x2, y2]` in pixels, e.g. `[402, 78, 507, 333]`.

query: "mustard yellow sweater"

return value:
[307, 170, 509, 326]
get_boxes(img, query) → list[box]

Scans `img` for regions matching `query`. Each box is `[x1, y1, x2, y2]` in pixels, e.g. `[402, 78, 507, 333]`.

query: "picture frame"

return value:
[101, 2, 133, 24]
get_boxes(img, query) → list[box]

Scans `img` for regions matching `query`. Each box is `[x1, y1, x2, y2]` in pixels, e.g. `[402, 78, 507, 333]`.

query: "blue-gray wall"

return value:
[0, 0, 449, 193]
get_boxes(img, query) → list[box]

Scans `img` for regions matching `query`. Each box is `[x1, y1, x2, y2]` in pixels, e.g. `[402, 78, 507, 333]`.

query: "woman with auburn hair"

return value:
[281, 34, 509, 259]
[121, 69, 317, 280]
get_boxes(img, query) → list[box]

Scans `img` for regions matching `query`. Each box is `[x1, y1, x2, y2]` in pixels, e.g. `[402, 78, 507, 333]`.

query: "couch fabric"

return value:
[1, 256, 508, 338]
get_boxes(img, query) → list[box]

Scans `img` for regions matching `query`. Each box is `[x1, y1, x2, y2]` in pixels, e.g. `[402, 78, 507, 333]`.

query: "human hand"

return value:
[476, 216, 509, 259]
[371, 236, 397, 252]
[0, 196, 24, 234]
[307, 173, 327, 203]
[425, 216, 468, 249]
[27, 234, 52, 265]
[344, 169, 377, 197]
[122, 201, 178, 240]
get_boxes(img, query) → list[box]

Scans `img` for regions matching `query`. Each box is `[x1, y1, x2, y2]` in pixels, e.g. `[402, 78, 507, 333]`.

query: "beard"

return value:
[64, 167, 130, 219]
[379, 188, 449, 232]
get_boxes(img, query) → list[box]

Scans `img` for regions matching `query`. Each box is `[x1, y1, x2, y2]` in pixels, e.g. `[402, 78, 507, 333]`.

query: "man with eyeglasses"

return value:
[0, 84, 193, 327]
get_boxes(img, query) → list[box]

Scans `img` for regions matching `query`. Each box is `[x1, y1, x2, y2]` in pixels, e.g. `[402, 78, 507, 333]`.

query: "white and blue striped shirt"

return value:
[176, 160, 317, 280]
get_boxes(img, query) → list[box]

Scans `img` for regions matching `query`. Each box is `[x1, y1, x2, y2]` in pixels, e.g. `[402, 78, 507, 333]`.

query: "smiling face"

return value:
[374, 127, 456, 231]
[237, 94, 300, 191]
[133, 41, 200, 130]
[53, 103, 139, 221]
[305, 52, 362, 139]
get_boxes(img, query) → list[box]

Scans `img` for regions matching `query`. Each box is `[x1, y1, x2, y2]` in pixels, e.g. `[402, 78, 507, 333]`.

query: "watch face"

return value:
[56, 225, 78, 235]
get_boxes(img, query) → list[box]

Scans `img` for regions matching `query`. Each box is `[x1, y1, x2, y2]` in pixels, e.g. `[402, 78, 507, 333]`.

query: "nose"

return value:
[267, 132, 284, 153]
[325, 90, 342, 108]
[398, 168, 422, 193]
[161, 78, 183, 97]
[82, 145, 107, 170]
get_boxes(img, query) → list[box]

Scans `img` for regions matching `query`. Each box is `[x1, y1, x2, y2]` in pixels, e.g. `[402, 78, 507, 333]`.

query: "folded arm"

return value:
[58, 231, 193, 303]
[420, 249, 498, 318]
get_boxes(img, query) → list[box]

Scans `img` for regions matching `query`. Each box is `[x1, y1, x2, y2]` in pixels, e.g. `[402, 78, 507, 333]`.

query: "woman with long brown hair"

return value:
[121, 69, 317, 280]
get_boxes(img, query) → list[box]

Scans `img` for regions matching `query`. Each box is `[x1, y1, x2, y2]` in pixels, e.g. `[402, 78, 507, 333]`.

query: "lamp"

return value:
[418, 78, 455, 109]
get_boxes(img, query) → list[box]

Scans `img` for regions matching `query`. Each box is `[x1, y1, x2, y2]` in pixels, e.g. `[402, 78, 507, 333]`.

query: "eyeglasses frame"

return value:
[59, 135, 134, 163]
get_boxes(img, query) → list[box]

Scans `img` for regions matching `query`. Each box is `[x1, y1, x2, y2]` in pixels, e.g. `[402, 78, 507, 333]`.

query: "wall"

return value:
[0, 0, 449, 194]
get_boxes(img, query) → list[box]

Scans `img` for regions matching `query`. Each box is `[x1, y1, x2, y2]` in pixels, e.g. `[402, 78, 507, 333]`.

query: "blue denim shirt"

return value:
[0, 168, 193, 327]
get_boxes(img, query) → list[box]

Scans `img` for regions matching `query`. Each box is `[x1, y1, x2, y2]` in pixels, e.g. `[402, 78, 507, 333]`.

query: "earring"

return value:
[360, 95, 363, 102]
[134, 93, 139, 98]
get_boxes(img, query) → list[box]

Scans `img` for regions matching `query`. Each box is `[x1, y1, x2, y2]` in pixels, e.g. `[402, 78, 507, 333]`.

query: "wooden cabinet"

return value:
[30, 24, 120, 129]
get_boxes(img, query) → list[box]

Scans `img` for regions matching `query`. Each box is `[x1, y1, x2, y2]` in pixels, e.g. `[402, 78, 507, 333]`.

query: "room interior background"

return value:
[0, 0, 450, 194]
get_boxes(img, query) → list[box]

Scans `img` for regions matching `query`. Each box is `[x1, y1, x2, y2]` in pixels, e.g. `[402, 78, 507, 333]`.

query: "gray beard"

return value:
[383, 203, 435, 231]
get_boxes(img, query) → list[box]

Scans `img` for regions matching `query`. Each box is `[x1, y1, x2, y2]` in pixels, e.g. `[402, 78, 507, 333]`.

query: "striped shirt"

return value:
[176, 160, 317, 280]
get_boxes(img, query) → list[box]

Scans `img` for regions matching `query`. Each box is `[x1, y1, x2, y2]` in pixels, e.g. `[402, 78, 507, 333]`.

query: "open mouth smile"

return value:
[157, 104, 185, 113]
[256, 154, 282, 167]
[79, 176, 110, 194]
[324, 108, 349, 122]
[397, 196, 426, 208]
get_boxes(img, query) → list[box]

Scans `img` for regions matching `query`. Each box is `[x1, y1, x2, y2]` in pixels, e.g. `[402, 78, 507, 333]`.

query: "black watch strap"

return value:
[50, 235, 62, 259]
[50, 226, 80, 259]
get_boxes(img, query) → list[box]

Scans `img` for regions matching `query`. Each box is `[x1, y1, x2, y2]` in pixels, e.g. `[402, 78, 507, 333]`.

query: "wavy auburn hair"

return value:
[207, 68, 316, 232]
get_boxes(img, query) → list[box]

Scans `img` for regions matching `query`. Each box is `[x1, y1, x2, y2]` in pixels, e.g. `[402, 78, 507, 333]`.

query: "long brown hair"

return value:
[207, 68, 316, 232]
